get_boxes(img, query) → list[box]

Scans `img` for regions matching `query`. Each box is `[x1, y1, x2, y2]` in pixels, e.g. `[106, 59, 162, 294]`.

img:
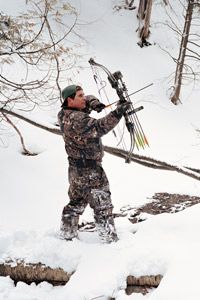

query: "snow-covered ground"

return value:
[1, 0, 200, 299]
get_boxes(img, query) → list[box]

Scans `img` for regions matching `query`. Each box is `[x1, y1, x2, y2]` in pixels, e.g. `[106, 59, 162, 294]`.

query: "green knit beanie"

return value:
[61, 85, 77, 100]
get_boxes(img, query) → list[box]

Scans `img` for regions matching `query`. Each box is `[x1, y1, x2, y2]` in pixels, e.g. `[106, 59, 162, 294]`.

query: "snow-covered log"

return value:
[0, 260, 162, 292]
[127, 274, 162, 286]
[0, 261, 71, 285]
[126, 275, 162, 295]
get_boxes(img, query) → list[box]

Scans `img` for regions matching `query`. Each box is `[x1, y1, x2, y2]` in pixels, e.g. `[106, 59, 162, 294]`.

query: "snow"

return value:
[1, 0, 200, 299]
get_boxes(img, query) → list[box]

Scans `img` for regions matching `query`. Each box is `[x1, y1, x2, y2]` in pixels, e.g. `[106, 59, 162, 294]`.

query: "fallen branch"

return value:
[104, 145, 200, 181]
[1, 107, 200, 181]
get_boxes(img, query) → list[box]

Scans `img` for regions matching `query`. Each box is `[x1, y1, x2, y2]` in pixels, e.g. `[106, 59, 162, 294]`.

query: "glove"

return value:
[85, 95, 98, 102]
[95, 103, 106, 113]
[85, 95, 105, 112]
[112, 101, 131, 119]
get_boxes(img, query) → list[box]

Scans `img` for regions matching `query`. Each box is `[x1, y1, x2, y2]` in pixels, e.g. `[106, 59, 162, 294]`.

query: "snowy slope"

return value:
[0, 0, 200, 299]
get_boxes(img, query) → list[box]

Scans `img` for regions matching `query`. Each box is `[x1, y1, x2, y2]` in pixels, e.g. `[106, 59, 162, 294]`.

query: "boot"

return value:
[94, 209, 119, 243]
[60, 214, 79, 241]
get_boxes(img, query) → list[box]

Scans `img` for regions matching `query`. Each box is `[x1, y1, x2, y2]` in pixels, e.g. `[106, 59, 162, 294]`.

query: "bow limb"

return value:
[89, 58, 116, 83]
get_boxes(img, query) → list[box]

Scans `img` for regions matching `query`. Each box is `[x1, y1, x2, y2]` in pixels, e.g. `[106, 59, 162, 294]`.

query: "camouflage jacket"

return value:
[58, 108, 121, 162]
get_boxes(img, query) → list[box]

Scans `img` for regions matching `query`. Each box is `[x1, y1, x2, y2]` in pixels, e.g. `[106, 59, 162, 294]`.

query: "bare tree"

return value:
[137, 0, 153, 47]
[0, 0, 83, 112]
[170, 0, 196, 105]
[0, 0, 83, 109]
[0, 0, 85, 152]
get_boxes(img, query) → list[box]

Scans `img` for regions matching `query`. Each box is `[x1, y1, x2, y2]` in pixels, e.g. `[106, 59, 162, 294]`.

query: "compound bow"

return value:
[89, 58, 149, 163]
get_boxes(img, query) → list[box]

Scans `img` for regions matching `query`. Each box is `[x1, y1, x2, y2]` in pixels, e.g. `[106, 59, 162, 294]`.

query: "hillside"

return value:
[0, 1, 200, 299]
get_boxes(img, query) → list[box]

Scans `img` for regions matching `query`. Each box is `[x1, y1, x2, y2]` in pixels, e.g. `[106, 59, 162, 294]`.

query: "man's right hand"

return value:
[112, 101, 132, 118]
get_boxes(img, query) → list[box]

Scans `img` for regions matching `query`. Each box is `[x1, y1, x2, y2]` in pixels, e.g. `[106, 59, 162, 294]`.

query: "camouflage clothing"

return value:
[58, 108, 120, 161]
[61, 164, 117, 243]
[58, 106, 122, 243]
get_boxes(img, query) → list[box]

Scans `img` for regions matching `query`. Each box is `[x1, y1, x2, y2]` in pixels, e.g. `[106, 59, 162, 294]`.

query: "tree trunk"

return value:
[137, 0, 153, 47]
[170, 0, 194, 105]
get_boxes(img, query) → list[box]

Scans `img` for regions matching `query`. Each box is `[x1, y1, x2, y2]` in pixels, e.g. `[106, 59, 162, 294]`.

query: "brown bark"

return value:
[171, 0, 194, 105]
[0, 261, 71, 285]
[126, 275, 162, 295]
[127, 274, 162, 286]
[137, 0, 153, 47]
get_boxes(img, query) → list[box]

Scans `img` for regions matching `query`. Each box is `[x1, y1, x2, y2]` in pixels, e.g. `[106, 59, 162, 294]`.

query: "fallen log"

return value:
[0, 260, 162, 295]
[0, 261, 71, 285]
[127, 274, 162, 286]
[126, 274, 163, 295]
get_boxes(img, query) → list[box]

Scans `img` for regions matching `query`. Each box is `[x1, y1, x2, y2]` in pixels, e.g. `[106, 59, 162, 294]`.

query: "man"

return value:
[58, 84, 130, 243]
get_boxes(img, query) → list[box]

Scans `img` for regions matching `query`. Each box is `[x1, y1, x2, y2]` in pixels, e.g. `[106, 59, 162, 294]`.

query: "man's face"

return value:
[68, 89, 86, 110]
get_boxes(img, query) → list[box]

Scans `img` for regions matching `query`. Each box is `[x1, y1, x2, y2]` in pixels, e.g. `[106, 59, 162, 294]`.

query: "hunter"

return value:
[58, 84, 130, 243]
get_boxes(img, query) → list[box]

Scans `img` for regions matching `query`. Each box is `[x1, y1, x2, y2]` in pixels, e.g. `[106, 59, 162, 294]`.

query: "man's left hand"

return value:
[85, 95, 105, 113]
[95, 103, 106, 113]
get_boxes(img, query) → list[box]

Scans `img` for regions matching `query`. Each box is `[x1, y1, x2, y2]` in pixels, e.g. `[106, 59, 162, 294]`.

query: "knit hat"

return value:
[61, 85, 77, 100]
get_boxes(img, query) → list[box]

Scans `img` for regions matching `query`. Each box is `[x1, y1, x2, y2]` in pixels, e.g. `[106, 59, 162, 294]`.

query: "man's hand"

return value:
[85, 95, 105, 112]
[95, 103, 106, 113]
[112, 101, 132, 118]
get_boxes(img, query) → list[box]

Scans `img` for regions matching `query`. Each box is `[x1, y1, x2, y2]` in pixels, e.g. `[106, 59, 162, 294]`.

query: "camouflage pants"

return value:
[61, 163, 118, 243]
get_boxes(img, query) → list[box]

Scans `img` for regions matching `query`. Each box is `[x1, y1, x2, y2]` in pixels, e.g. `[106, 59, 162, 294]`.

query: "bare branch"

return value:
[187, 40, 200, 48]
[1, 112, 34, 155]
[186, 47, 200, 57]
